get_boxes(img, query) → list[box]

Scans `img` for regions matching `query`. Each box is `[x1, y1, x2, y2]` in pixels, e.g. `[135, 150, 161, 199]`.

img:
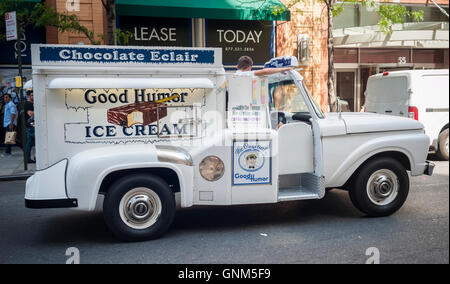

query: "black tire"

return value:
[436, 129, 449, 161]
[349, 157, 409, 217]
[103, 174, 176, 242]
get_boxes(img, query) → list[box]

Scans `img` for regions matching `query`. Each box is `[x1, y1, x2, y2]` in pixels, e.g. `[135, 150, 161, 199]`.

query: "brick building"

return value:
[45, 0, 105, 45]
[276, 0, 329, 111]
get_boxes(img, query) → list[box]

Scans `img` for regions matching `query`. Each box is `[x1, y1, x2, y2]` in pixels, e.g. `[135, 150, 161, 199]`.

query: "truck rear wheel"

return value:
[437, 129, 449, 161]
[349, 157, 409, 217]
[103, 174, 176, 242]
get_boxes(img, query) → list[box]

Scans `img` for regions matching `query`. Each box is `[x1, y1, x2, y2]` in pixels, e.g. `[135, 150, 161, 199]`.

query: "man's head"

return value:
[27, 90, 34, 102]
[237, 56, 253, 71]
[3, 93, 12, 103]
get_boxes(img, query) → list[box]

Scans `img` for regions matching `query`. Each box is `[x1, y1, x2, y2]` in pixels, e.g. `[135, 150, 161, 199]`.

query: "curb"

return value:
[0, 173, 32, 182]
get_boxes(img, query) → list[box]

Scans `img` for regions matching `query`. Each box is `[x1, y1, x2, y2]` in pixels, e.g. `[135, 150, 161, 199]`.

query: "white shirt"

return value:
[235, 70, 255, 76]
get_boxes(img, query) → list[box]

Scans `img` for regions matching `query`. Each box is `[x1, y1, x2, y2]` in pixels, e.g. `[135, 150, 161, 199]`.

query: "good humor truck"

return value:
[25, 44, 434, 241]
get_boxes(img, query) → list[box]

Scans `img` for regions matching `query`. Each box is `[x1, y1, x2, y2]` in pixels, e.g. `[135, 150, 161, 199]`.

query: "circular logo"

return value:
[238, 149, 265, 172]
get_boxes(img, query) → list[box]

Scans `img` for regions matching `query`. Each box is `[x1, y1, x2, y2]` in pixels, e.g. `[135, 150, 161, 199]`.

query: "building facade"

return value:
[333, 0, 449, 112]
[276, 0, 329, 112]
[2, 0, 448, 114]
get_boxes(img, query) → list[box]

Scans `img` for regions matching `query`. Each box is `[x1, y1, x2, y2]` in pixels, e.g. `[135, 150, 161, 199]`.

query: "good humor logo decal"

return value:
[233, 140, 272, 186]
[39, 46, 215, 65]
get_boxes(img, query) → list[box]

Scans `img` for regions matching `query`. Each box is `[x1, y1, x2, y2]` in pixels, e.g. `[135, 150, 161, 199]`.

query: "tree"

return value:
[0, 0, 102, 44]
[101, 0, 133, 45]
[274, 0, 424, 112]
[1, 0, 133, 45]
[102, 0, 115, 45]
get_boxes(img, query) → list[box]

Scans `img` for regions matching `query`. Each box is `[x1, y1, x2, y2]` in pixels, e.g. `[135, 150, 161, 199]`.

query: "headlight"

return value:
[199, 156, 225, 181]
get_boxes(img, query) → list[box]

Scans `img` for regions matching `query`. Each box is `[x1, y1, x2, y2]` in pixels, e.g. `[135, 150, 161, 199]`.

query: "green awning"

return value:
[0, 0, 41, 2]
[115, 0, 290, 21]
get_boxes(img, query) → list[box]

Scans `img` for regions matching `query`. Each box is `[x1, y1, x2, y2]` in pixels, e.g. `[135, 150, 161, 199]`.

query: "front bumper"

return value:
[424, 161, 435, 176]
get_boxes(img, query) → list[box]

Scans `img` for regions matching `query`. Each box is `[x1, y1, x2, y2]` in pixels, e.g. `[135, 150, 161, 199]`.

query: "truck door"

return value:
[268, 72, 325, 201]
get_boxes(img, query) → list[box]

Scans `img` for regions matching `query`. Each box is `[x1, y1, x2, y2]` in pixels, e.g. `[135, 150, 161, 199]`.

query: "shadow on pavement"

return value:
[38, 211, 116, 245]
[35, 190, 363, 244]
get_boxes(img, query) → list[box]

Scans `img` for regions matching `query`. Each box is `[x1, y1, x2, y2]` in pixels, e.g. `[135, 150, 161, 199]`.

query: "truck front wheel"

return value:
[103, 174, 176, 242]
[349, 157, 409, 217]
[437, 128, 449, 161]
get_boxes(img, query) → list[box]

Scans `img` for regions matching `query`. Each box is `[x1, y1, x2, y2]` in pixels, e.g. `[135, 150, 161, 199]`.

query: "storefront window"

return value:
[334, 4, 358, 29]
[334, 4, 449, 29]
[412, 6, 449, 22]
[118, 16, 191, 47]
[206, 19, 273, 68]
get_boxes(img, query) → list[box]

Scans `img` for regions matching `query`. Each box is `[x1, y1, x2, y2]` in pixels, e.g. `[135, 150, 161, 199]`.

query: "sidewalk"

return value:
[0, 146, 36, 179]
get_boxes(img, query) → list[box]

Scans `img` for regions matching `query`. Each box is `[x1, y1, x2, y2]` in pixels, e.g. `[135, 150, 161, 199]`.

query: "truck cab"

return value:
[25, 45, 434, 241]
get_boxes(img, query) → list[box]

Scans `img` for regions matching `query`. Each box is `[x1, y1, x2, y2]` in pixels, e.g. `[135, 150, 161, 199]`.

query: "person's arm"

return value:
[9, 113, 15, 130]
[9, 104, 17, 130]
[254, 67, 292, 76]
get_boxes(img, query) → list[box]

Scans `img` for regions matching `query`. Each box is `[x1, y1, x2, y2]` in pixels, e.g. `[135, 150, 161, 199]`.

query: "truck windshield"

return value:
[269, 79, 309, 114]
[268, 73, 324, 119]
[300, 82, 325, 119]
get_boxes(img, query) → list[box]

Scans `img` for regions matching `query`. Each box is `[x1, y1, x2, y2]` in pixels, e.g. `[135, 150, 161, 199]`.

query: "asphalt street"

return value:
[0, 157, 448, 264]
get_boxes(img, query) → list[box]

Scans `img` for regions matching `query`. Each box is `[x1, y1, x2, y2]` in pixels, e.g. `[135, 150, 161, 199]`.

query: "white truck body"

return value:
[25, 45, 433, 241]
[364, 69, 449, 159]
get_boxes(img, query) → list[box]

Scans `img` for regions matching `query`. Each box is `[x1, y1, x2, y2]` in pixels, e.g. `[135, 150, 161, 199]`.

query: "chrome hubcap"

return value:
[126, 195, 153, 222]
[367, 169, 399, 206]
[445, 136, 449, 156]
[119, 188, 162, 230]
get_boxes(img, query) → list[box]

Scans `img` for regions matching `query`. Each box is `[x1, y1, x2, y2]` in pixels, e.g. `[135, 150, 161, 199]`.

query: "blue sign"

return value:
[0, 27, 45, 65]
[264, 56, 298, 68]
[39, 46, 216, 65]
[232, 140, 272, 186]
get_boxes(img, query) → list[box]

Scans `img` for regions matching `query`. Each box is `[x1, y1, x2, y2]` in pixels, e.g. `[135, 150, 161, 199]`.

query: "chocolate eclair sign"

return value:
[63, 88, 205, 144]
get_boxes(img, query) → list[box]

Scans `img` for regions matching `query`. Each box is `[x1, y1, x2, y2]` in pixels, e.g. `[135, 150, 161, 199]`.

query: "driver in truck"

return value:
[236, 56, 293, 77]
[236, 56, 296, 130]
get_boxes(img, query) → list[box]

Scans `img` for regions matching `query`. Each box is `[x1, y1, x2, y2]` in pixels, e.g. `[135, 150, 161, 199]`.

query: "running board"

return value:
[278, 173, 326, 202]
[278, 187, 320, 201]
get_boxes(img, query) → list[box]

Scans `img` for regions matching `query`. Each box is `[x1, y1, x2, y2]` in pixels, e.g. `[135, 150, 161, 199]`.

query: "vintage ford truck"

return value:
[25, 44, 434, 241]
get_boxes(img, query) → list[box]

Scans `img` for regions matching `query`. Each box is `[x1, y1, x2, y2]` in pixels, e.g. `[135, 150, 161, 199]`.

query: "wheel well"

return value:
[98, 168, 181, 195]
[343, 151, 411, 189]
[364, 151, 411, 171]
[440, 123, 449, 134]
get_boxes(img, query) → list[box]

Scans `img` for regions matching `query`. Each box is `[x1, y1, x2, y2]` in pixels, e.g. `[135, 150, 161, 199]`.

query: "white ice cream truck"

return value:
[25, 44, 434, 241]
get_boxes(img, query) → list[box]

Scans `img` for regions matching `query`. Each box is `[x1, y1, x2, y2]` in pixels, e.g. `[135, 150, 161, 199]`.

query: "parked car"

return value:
[364, 69, 449, 160]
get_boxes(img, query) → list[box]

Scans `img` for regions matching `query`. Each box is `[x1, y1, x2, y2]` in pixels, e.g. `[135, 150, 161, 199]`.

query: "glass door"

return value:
[336, 71, 356, 112]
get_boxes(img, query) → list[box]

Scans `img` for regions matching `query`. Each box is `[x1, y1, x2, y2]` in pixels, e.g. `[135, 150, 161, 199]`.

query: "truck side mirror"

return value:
[292, 113, 311, 123]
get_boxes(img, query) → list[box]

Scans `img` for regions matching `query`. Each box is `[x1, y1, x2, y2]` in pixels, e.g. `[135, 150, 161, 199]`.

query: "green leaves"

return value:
[0, 0, 101, 44]
[377, 3, 424, 34]
[115, 29, 134, 45]
[271, 5, 287, 16]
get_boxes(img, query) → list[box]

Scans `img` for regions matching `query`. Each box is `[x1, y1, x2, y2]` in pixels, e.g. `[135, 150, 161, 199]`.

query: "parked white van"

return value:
[364, 69, 449, 160]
